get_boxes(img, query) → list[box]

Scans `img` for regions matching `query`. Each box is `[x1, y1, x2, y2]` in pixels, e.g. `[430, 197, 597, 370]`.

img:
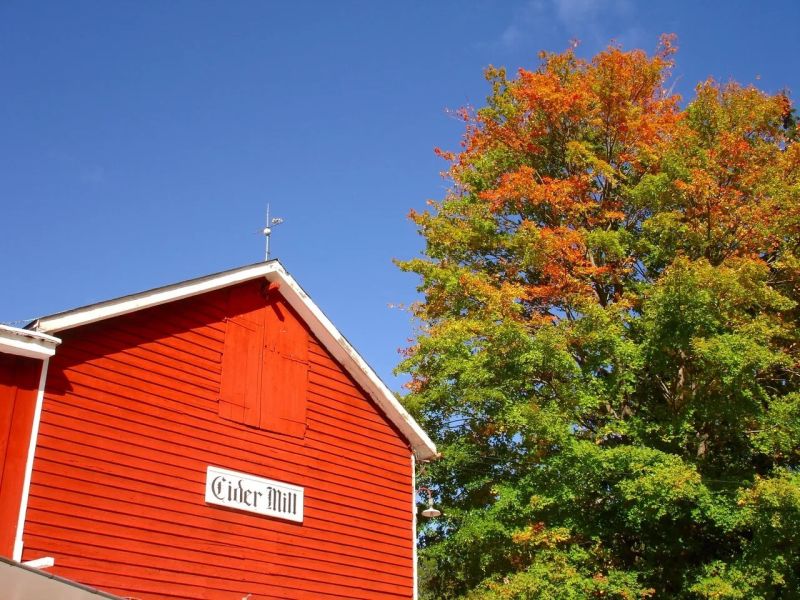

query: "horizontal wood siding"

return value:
[22, 282, 414, 599]
[0, 354, 42, 557]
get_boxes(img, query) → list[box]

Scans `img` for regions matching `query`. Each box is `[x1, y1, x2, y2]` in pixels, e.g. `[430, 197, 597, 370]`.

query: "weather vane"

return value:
[262, 204, 284, 261]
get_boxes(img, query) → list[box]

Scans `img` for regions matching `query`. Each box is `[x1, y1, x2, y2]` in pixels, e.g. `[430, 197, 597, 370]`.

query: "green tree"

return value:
[399, 37, 800, 599]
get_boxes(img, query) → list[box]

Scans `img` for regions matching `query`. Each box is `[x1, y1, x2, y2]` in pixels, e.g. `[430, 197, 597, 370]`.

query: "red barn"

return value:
[0, 261, 437, 599]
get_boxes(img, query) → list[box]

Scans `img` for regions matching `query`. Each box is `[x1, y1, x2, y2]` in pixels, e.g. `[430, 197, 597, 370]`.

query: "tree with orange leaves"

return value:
[401, 36, 800, 599]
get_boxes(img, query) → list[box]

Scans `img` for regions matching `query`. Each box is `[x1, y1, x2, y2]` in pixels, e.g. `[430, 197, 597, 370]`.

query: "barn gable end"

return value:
[0, 261, 435, 599]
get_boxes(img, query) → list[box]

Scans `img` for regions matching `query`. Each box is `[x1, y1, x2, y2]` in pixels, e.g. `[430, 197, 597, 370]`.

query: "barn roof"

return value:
[0, 556, 124, 600]
[27, 261, 437, 461]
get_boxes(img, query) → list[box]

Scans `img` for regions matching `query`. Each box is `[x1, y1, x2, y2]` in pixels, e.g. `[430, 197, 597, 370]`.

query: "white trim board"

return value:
[13, 357, 51, 561]
[0, 325, 60, 359]
[30, 261, 437, 461]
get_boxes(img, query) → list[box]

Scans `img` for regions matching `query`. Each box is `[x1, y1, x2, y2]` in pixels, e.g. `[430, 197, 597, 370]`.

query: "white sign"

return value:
[205, 466, 304, 522]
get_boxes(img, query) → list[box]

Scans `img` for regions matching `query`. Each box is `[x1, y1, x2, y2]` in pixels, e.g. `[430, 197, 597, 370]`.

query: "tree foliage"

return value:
[399, 37, 800, 599]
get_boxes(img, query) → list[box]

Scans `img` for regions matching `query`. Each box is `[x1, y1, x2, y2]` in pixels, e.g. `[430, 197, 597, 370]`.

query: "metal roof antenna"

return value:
[262, 204, 284, 261]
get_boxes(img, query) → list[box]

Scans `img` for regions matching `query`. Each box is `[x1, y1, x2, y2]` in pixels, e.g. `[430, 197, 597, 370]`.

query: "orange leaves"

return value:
[480, 166, 589, 219]
[434, 147, 456, 162]
[513, 67, 591, 126]
[521, 225, 612, 304]
[670, 78, 800, 263]
[657, 33, 678, 59]
[586, 42, 681, 167]
[412, 35, 799, 325]
[435, 37, 684, 209]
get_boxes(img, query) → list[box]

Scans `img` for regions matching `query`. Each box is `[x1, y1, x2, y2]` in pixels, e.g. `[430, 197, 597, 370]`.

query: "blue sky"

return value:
[2, 1, 799, 387]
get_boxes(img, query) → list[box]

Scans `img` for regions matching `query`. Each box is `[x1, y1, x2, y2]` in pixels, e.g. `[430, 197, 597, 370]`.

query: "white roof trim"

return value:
[31, 263, 285, 334]
[0, 325, 60, 359]
[31, 261, 437, 460]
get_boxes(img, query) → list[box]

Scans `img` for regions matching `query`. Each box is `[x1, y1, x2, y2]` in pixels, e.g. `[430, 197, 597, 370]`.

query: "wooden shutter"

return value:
[261, 300, 309, 438]
[219, 282, 309, 438]
[219, 316, 263, 427]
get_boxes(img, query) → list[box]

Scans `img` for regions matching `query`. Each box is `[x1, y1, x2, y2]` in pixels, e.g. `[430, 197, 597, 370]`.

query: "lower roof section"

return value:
[0, 557, 123, 600]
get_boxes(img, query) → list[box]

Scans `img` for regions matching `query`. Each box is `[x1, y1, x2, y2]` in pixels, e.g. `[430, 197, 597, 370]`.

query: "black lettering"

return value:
[211, 476, 226, 500]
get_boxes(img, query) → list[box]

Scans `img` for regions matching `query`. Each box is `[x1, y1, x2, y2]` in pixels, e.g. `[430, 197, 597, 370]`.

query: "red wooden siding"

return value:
[21, 280, 414, 599]
[0, 353, 42, 557]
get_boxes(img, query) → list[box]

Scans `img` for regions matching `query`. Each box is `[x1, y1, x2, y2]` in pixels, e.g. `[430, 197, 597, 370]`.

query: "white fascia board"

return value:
[30, 261, 438, 461]
[13, 357, 51, 561]
[33, 262, 284, 334]
[265, 265, 438, 461]
[0, 325, 60, 359]
[21, 556, 55, 569]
